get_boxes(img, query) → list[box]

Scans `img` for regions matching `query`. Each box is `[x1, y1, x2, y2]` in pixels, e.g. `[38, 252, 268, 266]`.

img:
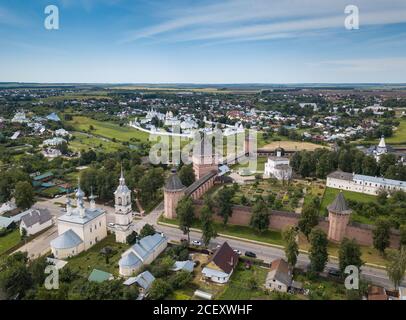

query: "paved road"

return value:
[15, 195, 117, 258]
[146, 202, 405, 289]
[14, 199, 404, 289]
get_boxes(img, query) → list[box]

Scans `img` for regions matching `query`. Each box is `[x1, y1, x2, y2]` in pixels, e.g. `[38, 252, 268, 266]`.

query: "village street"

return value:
[13, 199, 405, 289]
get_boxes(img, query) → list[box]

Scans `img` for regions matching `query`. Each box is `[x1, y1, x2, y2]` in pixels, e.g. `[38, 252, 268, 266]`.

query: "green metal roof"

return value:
[88, 269, 113, 283]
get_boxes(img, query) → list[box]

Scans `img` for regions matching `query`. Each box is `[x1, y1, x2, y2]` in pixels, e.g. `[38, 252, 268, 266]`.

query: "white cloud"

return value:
[122, 0, 406, 43]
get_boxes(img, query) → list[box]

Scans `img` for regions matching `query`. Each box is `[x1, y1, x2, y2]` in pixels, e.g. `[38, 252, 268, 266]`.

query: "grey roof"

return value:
[185, 170, 217, 196]
[58, 207, 105, 225]
[327, 192, 351, 214]
[172, 260, 195, 273]
[354, 174, 406, 188]
[164, 170, 185, 191]
[0, 216, 14, 229]
[21, 208, 52, 228]
[114, 184, 131, 194]
[327, 170, 354, 181]
[50, 229, 83, 249]
[120, 233, 167, 266]
[119, 252, 142, 267]
[202, 267, 229, 279]
[134, 271, 155, 290]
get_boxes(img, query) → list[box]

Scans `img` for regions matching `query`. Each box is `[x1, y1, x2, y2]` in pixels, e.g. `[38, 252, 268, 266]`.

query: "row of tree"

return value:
[291, 146, 406, 181]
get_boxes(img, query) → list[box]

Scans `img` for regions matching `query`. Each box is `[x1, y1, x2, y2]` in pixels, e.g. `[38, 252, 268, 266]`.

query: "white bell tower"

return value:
[114, 167, 133, 243]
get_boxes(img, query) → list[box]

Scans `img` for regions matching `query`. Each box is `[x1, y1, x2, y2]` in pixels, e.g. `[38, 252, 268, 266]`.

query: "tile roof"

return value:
[210, 242, 238, 274]
[267, 258, 292, 286]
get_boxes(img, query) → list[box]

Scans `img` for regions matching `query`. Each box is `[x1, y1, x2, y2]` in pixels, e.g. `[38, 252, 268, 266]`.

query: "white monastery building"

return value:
[264, 149, 292, 181]
[327, 170, 406, 195]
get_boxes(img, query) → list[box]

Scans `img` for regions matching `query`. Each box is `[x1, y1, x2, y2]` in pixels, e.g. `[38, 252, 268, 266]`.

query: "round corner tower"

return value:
[164, 168, 186, 219]
[327, 191, 352, 242]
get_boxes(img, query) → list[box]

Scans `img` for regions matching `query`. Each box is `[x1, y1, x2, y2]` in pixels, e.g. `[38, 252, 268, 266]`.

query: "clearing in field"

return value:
[261, 140, 329, 152]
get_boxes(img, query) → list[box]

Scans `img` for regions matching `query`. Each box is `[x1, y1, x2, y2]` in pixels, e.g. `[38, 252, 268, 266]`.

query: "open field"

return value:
[0, 229, 20, 256]
[68, 116, 150, 143]
[69, 132, 122, 152]
[385, 119, 406, 144]
[261, 140, 329, 152]
[109, 86, 258, 95]
[41, 91, 111, 102]
[364, 119, 406, 145]
[65, 234, 129, 277]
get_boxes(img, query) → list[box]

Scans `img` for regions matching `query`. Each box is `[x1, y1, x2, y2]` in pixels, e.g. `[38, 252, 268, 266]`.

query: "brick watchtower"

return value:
[327, 191, 352, 242]
[163, 168, 186, 219]
[192, 135, 218, 180]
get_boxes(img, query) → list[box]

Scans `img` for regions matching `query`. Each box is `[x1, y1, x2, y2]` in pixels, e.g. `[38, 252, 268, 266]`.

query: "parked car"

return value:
[192, 240, 202, 246]
[233, 249, 242, 255]
[244, 251, 257, 258]
[327, 268, 341, 278]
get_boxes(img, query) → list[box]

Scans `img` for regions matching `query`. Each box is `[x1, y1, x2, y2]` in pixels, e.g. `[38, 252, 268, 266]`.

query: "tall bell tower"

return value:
[192, 135, 218, 180]
[114, 167, 133, 243]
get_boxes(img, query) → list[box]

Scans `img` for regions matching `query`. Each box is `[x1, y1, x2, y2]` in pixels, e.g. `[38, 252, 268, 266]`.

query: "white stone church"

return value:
[50, 169, 134, 259]
[50, 186, 107, 259]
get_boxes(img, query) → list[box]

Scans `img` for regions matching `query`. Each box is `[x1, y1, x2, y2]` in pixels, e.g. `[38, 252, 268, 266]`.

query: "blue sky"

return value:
[0, 0, 406, 83]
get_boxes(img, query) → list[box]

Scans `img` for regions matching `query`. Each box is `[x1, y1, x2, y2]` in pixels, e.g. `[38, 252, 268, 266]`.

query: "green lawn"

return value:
[159, 216, 284, 246]
[364, 119, 406, 145]
[319, 187, 377, 224]
[218, 263, 269, 300]
[69, 132, 122, 153]
[0, 229, 21, 256]
[294, 273, 347, 300]
[68, 116, 150, 143]
[385, 119, 406, 144]
[65, 234, 129, 277]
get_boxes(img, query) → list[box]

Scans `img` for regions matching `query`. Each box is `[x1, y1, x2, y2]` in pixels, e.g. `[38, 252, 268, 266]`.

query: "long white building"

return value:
[327, 170, 406, 195]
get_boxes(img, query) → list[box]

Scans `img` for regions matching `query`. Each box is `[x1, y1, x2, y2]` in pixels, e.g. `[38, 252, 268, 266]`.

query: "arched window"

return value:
[118, 197, 122, 205]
